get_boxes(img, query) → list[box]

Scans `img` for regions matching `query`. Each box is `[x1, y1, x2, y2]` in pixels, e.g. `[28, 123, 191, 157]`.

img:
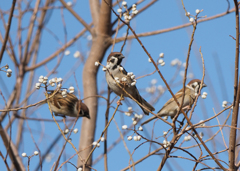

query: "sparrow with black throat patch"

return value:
[105, 52, 155, 115]
[141, 79, 206, 125]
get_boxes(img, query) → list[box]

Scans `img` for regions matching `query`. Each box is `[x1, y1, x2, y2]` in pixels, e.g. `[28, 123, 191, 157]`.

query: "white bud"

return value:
[196, 9, 200, 14]
[199, 132, 204, 138]
[199, 120, 205, 126]
[102, 67, 107, 71]
[122, 77, 127, 82]
[184, 135, 190, 141]
[101, 137, 105, 142]
[133, 136, 138, 141]
[128, 16, 132, 20]
[137, 136, 141, 141]
[43, 76, 48, 80]
[189, 18, 194, 23]
[34, 151, 39, 155]
[68, 86, 74, 92]
[57, 78, 63, 83]
[39, 75, 44, 79]
[38, 78, 43, 83]
[159, 53, 164, 58]
[66, 1, 72, 6]
[128, 107, 132, 111]
[127, 136, 132, 141]
[95, 62, 99, 66]
[202, 92, 207, 96]
[163, 116, 168, 120]
[160, 62, 165, 66]
[122, 125, 128, 130]
[51, 83, 55, 87]
[163, 131, 167, 136]
[5, 64, 9, 69]
[97, 143, 100, 147]
[127, 72, 133, 76]
[131, 81, 136, 86]
[130, 75, 135, 79]
[87, 35, 92, 41]
[6, 72, 12, 77]
[158, 59, 164, 64]
[151, 79, 157, 85]
[132, 4, 136, 8]
[148, 58, 152, 63]
[106, 64, 110, 69]
[122, 1, 127, 6]
[124, 112, 131, 116]
[35, 83, 41, 89]
[132, 10, 138, 15]
[185, 12, 190, 16]
[134, 113, 139, 118]
[138, 126, 143, 131]
[117, 8, 122, 13]
[73, 128, 78, 133]
[201, 94, 207, 99]
[222, 101, 228, 105]
[64, 50, 70, 56]
[42, 80, 47, 84]
[171, 59, 179, 66]
[92, 141, 97, 146]
[73, 51, 81, 58]
[62, 91, 67, 97]
[7, 69, 12, 73]
[119, 67, 124, 71]
[138, 114, 143, 119]
[133, 120, 137, 125]
[78, 168, 83, 171]
[64, 129, 69, 134]
[22, 153, 27, 157]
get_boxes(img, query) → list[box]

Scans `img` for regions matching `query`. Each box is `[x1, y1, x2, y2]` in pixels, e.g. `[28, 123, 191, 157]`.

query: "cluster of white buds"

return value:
[163, 139, 171, 148]
[0, 64, 12, 77]
[92, 141, 100, 147]
[68, 86, 74, 93]
[184, 135, 191, 141]
[73, 51, 81, 58]
[35, 76, 64, 90]
[131, 4, 138, 15]
[158, 59, 165, 66]
[133, 135, 141, 141]
[126, 72, 137, 86]
[222, 101, 228, 108]
[171, 58, 182, 66]
[201, 92, 207, 99]
[125, 106, 133, 116]
[199, 120, 205, 127]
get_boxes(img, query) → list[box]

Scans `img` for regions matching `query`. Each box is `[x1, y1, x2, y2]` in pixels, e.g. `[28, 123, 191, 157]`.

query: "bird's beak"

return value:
[202, 83, 207, 87]
[119, 55, 125, 60]
[86, 114, 90, 119]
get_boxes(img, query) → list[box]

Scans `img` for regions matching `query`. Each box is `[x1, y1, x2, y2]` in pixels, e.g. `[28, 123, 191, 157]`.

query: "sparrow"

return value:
[141, 79, 206, 125]
[42, 90, 90, 119]
[105, 52, 155, 115]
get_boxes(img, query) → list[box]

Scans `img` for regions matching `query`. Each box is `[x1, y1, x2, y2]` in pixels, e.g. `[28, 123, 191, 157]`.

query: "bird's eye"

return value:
[110, 58, 115, 63]
[115, 54, 120, 57]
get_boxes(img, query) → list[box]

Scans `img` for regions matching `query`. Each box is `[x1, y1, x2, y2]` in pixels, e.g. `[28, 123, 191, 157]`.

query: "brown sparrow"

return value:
[141, 79, 206, 125]
[105, 52, 155, 115]
[42, 90, 90, 119]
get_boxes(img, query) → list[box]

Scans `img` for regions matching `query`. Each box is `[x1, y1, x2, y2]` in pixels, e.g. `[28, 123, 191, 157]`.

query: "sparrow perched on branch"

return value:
[105, 52, 155, 115]
[42, 90, 90, 119]
[141, 79, 206, 125]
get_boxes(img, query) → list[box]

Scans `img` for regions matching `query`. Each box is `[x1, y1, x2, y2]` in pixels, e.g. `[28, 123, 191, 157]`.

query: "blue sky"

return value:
[0, 0, 238, 170]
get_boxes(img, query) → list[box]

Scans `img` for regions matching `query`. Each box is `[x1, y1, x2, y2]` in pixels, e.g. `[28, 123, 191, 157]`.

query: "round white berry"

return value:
[132, 10, 138, 15]
[160, 62, 165, 66]
[130, 75, 135, 79]
[127, 72, 133, 76]
[34, 151, 39, 155]
[201, 94, 207, 99]
[51, 83, 55, 87]
[119, 67, 124, 71]
[78, 168, 83, 171]
[202, 92, 207, 96]
[7, 69, 12, 73]
[128, 107, 132, 111]
[132, 4, 136, 8]
[92, 141, 97, 146]
[138, 114, 143, 119]
[102, 67, 107, 71]
[57, 78, 63, 83]
[64, 129, 69, 134]
[151, 79, 157, 85]
[148, 58, 152, 63]
[131, 82, 136, 86]
[158, 59, 164, 64]
[196, 9, 200, 14]
[122, 77, 127, 82]
[163, 131, 167, 136]
[97, 143, 100, 147]
[66, 1, 72, 6]
[138, 126, 143, 131]
[125, 112, 131, 116]
[185, 12, 190, 16]
[133, 136, 138, 141]
[137, 136, 141, 141]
